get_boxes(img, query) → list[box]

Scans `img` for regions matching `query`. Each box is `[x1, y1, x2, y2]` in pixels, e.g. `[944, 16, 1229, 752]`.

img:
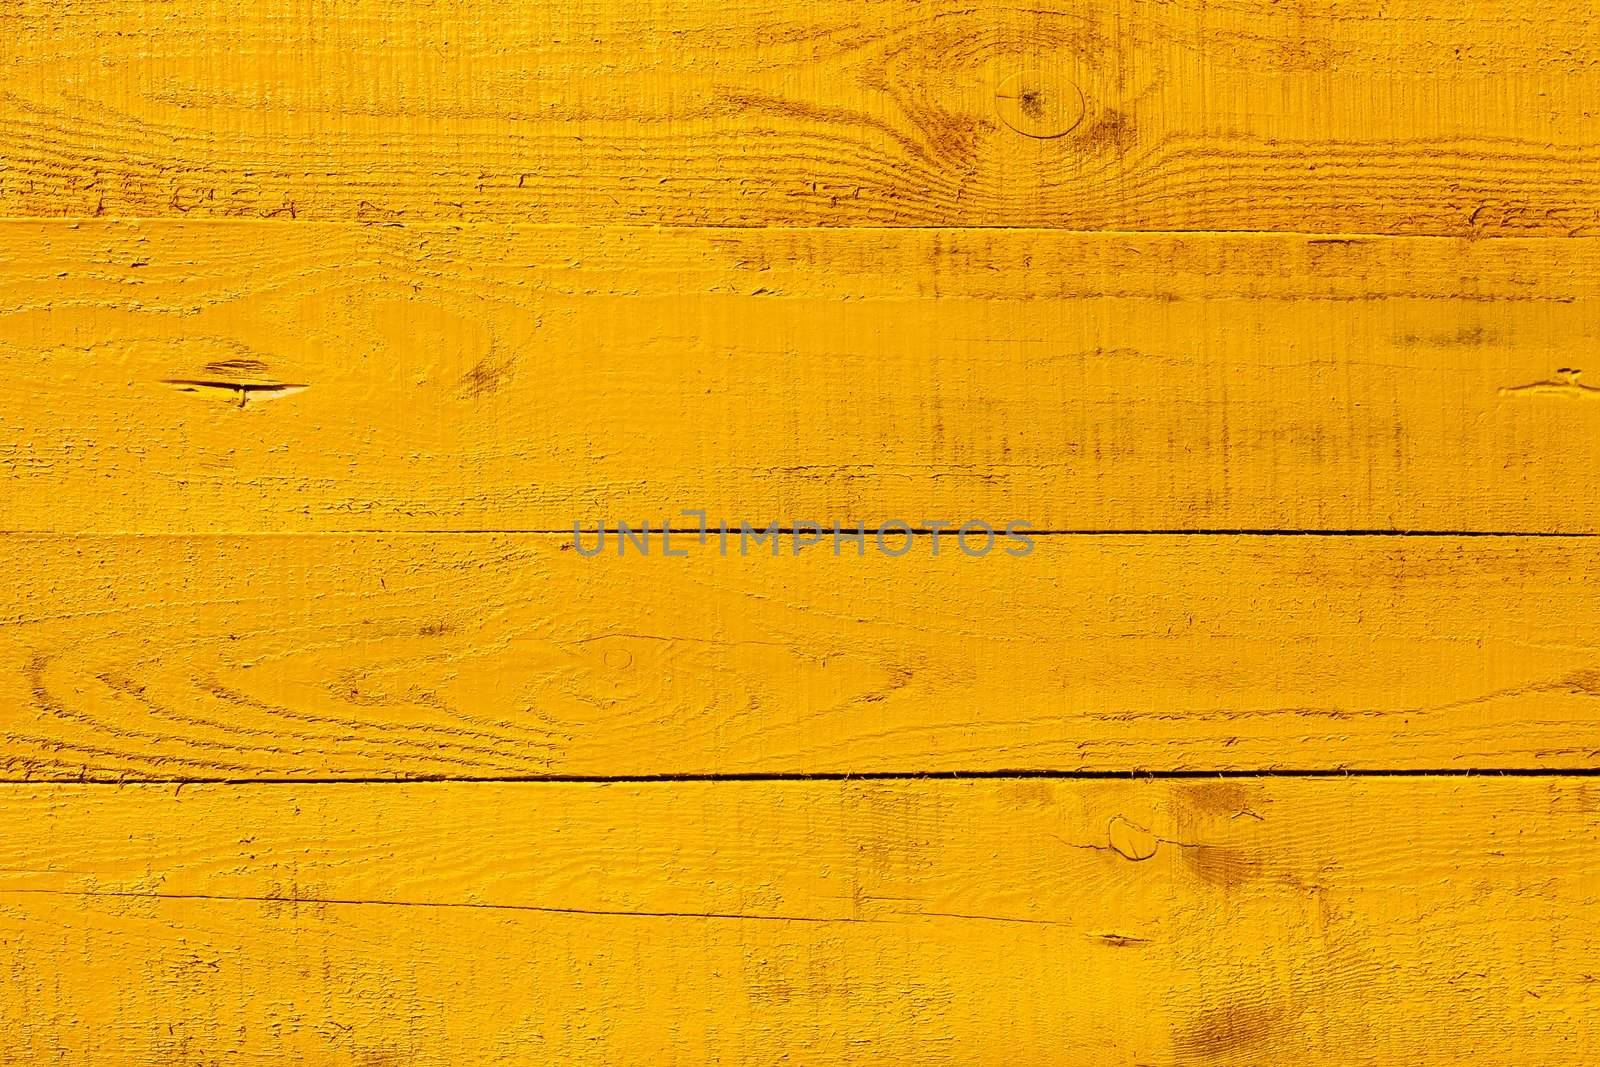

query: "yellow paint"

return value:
[2, 0, 1599, 231]
[3, 0, 1597, 1062]
[5, 222, 1600, 532]
[4, 533, 1600, 777]
[0, 779, 1596, 1063]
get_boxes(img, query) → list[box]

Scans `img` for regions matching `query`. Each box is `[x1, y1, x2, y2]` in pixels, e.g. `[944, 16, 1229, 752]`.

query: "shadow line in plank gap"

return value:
[2, 529, 1594, 539]
[4, 768, 1600, 786]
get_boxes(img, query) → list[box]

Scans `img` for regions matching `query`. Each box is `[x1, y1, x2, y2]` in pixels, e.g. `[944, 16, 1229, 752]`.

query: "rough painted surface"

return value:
[4, 534, 1600, 778]
[4, 0, 1598, 1061]
[1, 779, 1596, 1065]
[4, 222, 1600, 533]
[3, 1, 1599, 232]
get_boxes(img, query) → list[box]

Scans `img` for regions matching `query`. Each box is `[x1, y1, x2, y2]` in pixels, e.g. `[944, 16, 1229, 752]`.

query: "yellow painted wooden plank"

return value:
[4, 221, 1600, 533]
[5, 532, 1598, 778]
[2, 1, 1597, 232]
[0, 777, 1594, 1063]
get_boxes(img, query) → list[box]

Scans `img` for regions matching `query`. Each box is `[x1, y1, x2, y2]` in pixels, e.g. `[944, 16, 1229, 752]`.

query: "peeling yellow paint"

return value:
[2, 0, 1597, 1062]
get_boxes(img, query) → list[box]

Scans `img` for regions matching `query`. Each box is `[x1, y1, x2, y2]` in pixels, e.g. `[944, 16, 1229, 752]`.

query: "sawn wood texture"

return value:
[0, 778, 1595, 1064]
[4, 222, 1600, 533]
[5, 1, 1599, 1061]
[4, 533, 1598, 779]
[3, 0, 1599, 232]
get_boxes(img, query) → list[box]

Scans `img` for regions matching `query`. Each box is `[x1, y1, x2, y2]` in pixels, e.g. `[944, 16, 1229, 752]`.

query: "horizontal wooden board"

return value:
[5, 222, 1600, 533]
[0, 777, 1595, 1063]
[4, 533, 1599, 778]
[3, 0, 1599, 232]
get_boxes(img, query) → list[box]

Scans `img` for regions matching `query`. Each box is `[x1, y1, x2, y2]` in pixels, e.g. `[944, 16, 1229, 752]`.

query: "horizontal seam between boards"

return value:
[3, 768, 1600, 785]
[1, 216, 1597, 241]
[0, 529, 1593, 538]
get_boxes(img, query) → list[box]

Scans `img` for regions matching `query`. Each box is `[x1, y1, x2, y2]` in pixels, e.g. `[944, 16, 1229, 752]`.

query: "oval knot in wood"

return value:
[995, 71, 1085, 139]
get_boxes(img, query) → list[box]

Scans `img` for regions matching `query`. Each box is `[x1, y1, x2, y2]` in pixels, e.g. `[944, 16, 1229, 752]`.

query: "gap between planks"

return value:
[7, 768, 1600, 786]
[2, 529, 1596, 538]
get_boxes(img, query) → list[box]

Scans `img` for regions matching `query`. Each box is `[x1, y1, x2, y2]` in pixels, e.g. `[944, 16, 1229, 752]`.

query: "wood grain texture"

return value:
[1, 777, 1596, 1064]
[6, 0, 1598, 1055]
[6, 221, 1600, 533]
[5, 533, 1599, 778]
[3, 0, 1599, 232]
